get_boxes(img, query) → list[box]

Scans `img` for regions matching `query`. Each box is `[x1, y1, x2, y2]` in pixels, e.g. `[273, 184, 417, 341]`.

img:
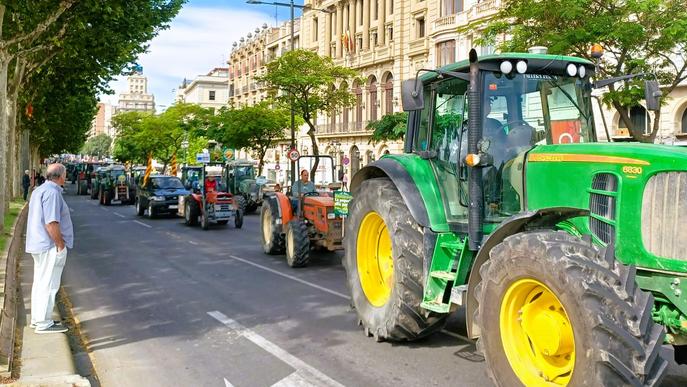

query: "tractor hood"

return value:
[528, 142, 687, 170]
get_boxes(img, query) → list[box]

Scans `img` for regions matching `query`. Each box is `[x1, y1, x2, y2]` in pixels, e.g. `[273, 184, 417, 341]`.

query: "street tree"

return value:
[112, 112, 153, 165]
[478, 0, 687, 142]
[212, 101, 290, 175]
[0, 0, 183, 229]
[257, 49, 358, 176]
[367, 112, 407, 144]
[81, 134, 112, 159]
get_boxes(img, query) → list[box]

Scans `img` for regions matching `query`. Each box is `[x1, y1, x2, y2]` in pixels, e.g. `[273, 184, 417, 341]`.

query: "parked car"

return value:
[135, 175, 189, 218]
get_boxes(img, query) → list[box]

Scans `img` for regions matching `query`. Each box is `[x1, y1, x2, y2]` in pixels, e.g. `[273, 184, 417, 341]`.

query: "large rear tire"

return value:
[200, 205, 209, 230]
[91, 185, 98, 200]
[260, 201, 284, 254]
[285, 220, 310, 267]
[477, 231, 668, 387]
[236, 195, 247, 215]
[104, 190, 111, 206]
[344, 178, 446, 341]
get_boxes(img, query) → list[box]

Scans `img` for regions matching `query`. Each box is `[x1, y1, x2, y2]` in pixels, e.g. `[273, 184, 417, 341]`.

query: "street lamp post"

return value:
[246, 0, 331, 187]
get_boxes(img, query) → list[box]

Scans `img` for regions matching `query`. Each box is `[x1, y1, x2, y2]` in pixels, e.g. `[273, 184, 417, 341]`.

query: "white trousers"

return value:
[31, 246, 67, 329]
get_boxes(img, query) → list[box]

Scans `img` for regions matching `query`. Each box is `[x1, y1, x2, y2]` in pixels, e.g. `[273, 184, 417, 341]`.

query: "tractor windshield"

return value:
[235, 166, 255, 181]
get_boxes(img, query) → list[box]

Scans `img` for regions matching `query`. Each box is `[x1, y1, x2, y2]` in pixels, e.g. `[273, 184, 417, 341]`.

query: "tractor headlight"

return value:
[516, 60, 528, 74]
[151, 196, 165, 201]
[566, 63, 578, 77]
[499, 61, 513, 74]
[578, 65, 586, 78]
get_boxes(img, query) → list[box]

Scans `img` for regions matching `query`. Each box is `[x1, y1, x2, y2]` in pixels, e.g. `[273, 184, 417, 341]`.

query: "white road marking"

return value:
[100, 207, 108, 211]
[132, 220, 152, 228]
[224, 377, 235, 387]
[189, 240, 199, 245]
[113, 212, 125, 218]
[208, 311, 344, 387]
[271, 371, 312, 387]
[228, 255, 350, 300]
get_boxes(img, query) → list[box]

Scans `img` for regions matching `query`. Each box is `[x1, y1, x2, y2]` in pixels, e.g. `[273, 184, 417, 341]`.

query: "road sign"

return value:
[223, 148, 234, 161]
[343, 156, 350, 166]
[334, 191, 353, 217]
[275, 164, 281, 170]
[287, 148, 300, 162]
[196, 153, 210, 163]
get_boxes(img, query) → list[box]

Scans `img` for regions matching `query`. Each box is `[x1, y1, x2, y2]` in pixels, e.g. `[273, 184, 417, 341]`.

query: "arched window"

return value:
[382, 73, 394, 115]
[340, 81, 349, 131]
[682, 108, 687, 134]
[350, 145, 361, 176]
[619, 105, 650, 134]
[354, 80, 363, 130]
[368, 76, 378, 122]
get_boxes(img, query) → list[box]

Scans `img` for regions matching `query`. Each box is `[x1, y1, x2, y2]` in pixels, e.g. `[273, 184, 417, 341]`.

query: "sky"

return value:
[100, 0, 303, 111]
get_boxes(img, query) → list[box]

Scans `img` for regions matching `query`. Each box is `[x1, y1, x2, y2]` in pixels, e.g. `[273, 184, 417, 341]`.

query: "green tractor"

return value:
[89, 166, 109, 200]
[98, 165, 133, 205]
[226, 159, 261, 214]
[345, 49, 679, 386]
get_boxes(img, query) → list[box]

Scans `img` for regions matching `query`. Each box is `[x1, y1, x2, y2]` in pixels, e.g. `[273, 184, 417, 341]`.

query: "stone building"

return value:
[177, 68, 230, 111]
[116, 69, 155, 114]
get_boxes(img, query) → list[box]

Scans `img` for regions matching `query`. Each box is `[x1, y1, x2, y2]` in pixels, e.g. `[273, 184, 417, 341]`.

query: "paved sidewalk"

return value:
[6, 253, 89, 387]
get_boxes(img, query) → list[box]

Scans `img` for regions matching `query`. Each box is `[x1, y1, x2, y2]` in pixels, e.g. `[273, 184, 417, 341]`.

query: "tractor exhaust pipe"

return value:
[467, 49, 483, 251]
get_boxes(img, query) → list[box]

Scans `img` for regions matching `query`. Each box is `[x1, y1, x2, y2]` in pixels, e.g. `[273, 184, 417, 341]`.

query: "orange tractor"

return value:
[179, 163, 243, 230]
[260, 155, 344, 267]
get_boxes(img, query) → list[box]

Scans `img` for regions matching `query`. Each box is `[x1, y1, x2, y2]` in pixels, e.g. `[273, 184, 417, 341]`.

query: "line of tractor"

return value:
[68, 48, 687, 386]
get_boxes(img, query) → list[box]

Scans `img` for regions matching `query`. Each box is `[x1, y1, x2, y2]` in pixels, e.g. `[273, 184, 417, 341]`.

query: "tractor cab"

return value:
[180, 166, 203, 193]
[129, 166, 148, 187]
[261, 155, 343, 267]
[225, 160, 262, 213]
[98, 165, 132, 205]
[179, 163, 242, 230]
[90, 166, 110, 200]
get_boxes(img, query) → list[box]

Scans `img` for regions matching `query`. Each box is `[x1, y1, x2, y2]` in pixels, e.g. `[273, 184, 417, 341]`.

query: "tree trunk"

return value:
[304, 118, 320, 178]
[8, 58, 26, 199]
[0, 56, 9, 226]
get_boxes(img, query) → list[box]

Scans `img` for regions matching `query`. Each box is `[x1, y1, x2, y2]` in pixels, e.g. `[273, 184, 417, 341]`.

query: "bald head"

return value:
[46, 163, 66, 182]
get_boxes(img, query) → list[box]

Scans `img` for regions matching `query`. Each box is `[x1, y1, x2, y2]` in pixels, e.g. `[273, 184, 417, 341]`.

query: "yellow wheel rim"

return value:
[500, 279, 575, 386]
[357, 212, 394, 307]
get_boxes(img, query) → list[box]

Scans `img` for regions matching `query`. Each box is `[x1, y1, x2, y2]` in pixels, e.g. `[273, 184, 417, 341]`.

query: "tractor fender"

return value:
[465, 206, 589, 339]
[350, 159, 430, 228]
[264, 192, 294, 227]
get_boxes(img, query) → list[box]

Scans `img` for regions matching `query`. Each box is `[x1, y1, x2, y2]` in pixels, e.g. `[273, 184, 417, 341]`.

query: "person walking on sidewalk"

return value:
[25, 163, 72, 334]
[22, 170, 31, 201]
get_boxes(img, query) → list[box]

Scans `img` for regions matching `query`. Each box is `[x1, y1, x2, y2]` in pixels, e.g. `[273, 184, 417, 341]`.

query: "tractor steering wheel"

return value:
[497, 119, 532, 135]
[303, 191, 320, 197]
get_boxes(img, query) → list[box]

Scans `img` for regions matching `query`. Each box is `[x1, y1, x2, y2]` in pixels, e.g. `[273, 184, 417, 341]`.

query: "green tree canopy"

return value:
[479, 0, 687, 142]
[81, 133, 112, 158]
[257, 49, 358, 177]
[367, 112, 408, 144]
[211, 101, 291, 175]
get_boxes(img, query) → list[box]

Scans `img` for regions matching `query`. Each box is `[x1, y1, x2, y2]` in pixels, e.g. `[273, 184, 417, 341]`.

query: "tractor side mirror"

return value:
[644, 80, 661, 111]
[401, 79, 424, 111]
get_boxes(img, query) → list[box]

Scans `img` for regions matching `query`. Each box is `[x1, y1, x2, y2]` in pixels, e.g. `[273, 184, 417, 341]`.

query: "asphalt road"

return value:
[61, 184, 687, 387]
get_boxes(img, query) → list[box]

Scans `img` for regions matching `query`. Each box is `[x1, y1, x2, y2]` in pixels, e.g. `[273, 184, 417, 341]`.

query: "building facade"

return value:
[177, 68, 230, 111]
[230, 0, 687, 184]
[117, 71, 155, 114]
[89, 102, 115, 138]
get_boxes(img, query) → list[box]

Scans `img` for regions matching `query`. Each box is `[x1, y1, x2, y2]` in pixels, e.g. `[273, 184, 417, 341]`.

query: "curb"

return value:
[0, 203, 28, 374]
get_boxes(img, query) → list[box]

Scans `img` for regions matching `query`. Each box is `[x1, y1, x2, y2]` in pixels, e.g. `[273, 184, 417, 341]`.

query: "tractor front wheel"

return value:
[104, 191, 111, 206]
[260, 201, 284, 254]
[477, 230, 667, 386]
[200, 207, 209, 230]
[344, 178, 446, 341]
[184, 199, 198, 226]
[285, 220, 309, 267]
[236, 195, 247, 215]
[235, 209, 243, 229]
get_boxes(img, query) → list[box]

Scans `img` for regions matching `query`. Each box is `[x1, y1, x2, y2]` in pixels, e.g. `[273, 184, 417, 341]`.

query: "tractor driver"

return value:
[290, 169, 316, 212]
[205, 175, 218, 193]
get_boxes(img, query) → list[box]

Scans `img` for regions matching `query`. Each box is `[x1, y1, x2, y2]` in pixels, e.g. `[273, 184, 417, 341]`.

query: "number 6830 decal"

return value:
[622, 165, 643, 175]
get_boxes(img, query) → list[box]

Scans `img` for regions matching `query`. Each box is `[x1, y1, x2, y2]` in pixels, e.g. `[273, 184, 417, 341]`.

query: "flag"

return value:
[170, 153, 177, 176]
[346, 30, 354, 53]
[143, 152, 152, 186]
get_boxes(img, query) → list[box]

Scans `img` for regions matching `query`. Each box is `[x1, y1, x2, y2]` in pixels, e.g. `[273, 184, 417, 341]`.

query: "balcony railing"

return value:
[316, 121, 371, 135]
[432, 0, 502, 33]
